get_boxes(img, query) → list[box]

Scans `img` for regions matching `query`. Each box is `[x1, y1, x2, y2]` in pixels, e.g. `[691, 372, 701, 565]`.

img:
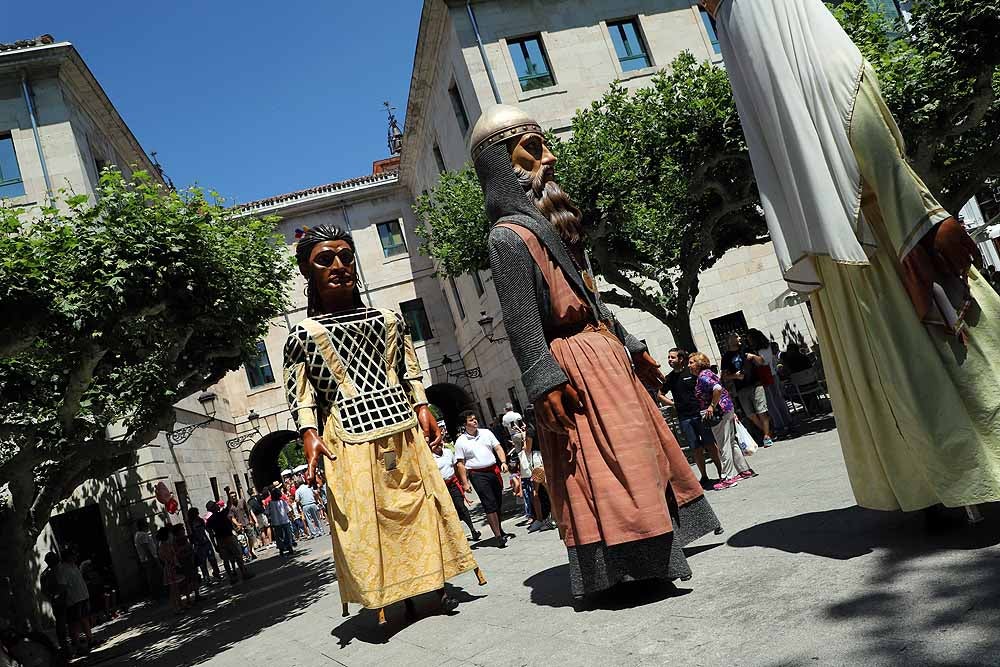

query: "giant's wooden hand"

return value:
[416, 404, 442, 448]
[302, 428, 335, 486]
[634, 350, 665, 388]
[535, 383, 583, 435]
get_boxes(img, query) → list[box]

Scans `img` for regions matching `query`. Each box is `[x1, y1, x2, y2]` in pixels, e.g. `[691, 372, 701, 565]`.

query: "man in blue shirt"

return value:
[295, 481, 324, 538]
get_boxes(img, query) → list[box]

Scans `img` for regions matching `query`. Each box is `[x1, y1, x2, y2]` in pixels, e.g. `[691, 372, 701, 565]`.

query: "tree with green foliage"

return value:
[832, 0, 1000, 212]
[277, 439, 307, 472]
[0, 169, 292, 626]
[415, 52, 764, 350]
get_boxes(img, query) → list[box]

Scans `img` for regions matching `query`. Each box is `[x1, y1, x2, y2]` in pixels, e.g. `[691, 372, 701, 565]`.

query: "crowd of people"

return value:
[657, 330, 825, 491]
[431, 403, 556, 550]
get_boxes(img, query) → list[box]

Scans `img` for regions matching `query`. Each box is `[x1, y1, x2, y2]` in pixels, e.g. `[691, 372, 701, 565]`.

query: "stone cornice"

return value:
[239, 171, 403, 217]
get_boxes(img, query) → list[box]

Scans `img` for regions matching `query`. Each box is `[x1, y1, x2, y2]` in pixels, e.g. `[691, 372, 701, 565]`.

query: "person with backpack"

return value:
[266, 487, 295, 556]
[248, 490, 271, 549]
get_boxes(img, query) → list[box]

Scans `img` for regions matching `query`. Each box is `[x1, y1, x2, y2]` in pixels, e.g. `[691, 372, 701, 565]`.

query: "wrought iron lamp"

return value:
[477, 311, 508, 344]
[440, 354, 482, 379]
[226, 409, 263, 450]
[165, 392, 218, 446]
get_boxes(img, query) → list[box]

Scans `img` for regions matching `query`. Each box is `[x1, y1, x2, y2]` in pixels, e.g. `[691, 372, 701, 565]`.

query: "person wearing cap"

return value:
[471, 105, 722, 599]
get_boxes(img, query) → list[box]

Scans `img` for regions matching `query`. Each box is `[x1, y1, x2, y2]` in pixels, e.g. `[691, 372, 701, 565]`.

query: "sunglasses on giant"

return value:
[312, 248, 356, 268]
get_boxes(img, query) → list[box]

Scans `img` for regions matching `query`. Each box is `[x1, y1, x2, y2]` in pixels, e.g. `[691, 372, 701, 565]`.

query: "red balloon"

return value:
[166, 498, 179, 514]
[154, 482, 171, 505]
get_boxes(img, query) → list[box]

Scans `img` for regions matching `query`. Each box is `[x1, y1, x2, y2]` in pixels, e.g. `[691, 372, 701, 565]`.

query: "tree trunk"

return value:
[665, 313, 697, 353]
[0, 480, 43, 632]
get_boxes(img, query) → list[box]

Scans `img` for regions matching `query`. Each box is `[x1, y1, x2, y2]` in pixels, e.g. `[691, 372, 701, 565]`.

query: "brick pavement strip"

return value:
[86, 420, 1000, 667]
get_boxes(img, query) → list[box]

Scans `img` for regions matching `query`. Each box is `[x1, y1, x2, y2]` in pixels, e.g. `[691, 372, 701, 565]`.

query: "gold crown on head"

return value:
[470, 105, 542, 161]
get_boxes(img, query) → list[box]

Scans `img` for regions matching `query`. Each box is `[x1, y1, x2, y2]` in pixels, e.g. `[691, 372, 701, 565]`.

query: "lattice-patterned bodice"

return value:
[284, 308, 423, 443]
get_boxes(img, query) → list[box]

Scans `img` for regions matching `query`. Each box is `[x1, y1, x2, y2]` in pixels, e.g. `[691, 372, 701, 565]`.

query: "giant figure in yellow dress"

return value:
[284, 225, 483, 624]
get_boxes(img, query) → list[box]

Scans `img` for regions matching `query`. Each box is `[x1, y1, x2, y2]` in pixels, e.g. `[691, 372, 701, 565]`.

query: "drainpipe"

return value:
[466, 1, 502, 104]
[340, 205, 374, 307]
[20, 72, 53, 197]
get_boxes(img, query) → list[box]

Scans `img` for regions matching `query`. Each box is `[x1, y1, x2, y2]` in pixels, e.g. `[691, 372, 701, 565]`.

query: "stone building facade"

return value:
[399, 0, 815, 420]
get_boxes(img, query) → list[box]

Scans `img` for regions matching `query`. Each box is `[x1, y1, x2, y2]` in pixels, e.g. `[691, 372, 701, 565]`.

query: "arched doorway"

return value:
[425, 382, 476, 442]
[247, 430, 298, 491]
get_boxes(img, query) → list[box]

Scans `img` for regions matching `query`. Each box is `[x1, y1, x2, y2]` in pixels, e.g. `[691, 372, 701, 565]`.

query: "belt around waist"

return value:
[469, 466, 496, 473]
[547, 320, 617, 342]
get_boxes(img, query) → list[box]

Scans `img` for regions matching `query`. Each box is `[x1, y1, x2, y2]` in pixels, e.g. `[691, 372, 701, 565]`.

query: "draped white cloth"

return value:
[715, 0, 871, 292]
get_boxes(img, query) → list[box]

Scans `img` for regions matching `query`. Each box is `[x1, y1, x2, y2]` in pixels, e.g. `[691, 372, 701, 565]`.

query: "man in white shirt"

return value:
[503, 403, 524, 452]
[430, 438, 481, 541]
[454, 411, 514, 547]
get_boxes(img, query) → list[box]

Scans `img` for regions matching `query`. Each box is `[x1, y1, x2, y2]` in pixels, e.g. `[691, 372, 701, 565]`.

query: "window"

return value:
[699, 8, 721, 56]
[607, 18, 651, 71]
[507, 387, 522, 414]
[244, 473, 252, 494]
[508, 35, 555, 92]
[433, 144, 447, 174]
[400, 298, 434, 342]
[449, 275, 466, 319]
[485, 397, 498, 421]
[245, 340, 275, 388]
[709, 310, 749, 354]
[377, 219, 408, 258]
[0, 135, 25, 199]
[233, 474, 243, 498]
[210, 477, 220, 502]
[449, 83, 470, 134]
[471, 271, 485, 298]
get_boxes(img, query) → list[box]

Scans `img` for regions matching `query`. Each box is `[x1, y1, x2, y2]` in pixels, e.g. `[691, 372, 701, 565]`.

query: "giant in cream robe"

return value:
[705, 0, 1000, 511]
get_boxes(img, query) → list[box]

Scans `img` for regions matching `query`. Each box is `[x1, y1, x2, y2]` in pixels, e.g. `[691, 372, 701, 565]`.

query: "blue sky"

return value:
[4, 1, 423, 203]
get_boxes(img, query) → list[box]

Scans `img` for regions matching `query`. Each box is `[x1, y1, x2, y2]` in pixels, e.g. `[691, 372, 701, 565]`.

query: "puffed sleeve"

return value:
[398, 316, 429, 407]
[283, 328, 319, 432]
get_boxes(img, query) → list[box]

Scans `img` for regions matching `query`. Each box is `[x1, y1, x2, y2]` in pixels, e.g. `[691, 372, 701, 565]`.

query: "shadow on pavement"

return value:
[819, 547, 1000, 665]
[683, 541, 724, 558]
[751, 504, 1000, 666]
[727, 503, 1000, 560]
[329, 583, 485, 648]
[523, 565, 691, 611]
[83, 552, 336, 666]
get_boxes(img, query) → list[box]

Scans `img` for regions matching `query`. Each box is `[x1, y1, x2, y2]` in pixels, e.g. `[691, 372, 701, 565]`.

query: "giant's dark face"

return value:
[306, 240, 358, 312]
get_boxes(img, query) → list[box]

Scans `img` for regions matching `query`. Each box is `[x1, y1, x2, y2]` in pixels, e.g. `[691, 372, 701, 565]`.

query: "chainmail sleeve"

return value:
[489, 225, 569, 404]
[596, 299, 648, 357]
[283, 326, 320, 433]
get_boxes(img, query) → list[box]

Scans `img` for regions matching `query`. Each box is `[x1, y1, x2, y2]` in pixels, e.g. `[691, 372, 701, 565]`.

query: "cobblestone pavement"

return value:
[84, 419, 1000, 667]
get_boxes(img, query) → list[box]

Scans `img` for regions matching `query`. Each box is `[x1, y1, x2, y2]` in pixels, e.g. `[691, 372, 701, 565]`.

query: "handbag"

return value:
[701, 407, 723, 427]
[734, 417, 759, 455]
[754, 363, 775, 386]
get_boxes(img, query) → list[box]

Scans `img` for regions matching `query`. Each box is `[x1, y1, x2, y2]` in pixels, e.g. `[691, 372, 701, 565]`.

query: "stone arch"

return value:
[247, 429, 298, 491]
[425, 382, 476, 442]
